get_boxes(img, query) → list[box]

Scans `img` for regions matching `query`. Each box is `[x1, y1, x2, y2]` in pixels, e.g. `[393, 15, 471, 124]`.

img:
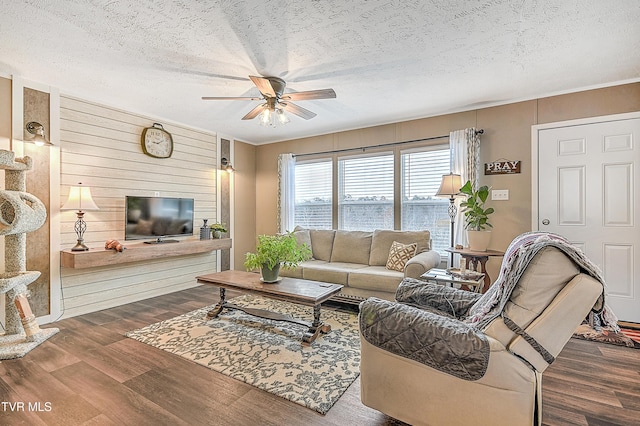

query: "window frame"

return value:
[293, 157, 333, 230]
[400, 144, 451, 257]
[291, 142, 451, 253]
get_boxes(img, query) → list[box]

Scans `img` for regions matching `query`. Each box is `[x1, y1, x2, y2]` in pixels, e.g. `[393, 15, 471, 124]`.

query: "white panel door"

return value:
[537, 116, 640, 322]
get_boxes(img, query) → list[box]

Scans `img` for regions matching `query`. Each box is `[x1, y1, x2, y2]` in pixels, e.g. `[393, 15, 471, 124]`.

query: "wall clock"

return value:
[141, 123, 173, 158]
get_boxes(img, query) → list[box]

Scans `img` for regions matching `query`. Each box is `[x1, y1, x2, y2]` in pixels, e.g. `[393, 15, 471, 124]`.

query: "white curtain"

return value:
[277, 153, 296, 233]
[450, 128, 481, 251]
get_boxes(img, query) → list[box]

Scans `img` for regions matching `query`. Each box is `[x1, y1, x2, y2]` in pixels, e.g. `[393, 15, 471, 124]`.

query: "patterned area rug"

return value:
[573, 324, 640, 349]
[125, 295, 360, 414]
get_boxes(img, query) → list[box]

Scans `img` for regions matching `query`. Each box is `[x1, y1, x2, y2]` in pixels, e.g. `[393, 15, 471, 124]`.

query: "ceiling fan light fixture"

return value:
[203, 75, 334, 126]
[258, 105, 289, 128]
[259, 107, 272, 127]
[276, 108, 290, 125]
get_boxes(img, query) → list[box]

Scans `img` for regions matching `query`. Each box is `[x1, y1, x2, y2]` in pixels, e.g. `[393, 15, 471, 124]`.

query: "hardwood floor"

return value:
[1, 285, 639, 425]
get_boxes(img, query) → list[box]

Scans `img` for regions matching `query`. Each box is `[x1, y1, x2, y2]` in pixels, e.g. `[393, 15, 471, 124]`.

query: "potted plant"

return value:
[209, 222, 228, 239]
[459, 180, 495, 251]
[244, 232, 312, 282]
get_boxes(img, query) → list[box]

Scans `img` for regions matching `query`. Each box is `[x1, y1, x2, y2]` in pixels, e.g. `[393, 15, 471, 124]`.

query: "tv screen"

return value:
[125, 196, 194, 241]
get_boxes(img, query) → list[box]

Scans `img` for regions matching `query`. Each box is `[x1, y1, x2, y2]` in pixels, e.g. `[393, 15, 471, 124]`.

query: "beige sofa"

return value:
[279, 227, 441, 303]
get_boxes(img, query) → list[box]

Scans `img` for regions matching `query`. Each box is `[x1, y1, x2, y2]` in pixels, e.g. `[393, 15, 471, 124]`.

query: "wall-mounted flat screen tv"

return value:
[125, 196, 194, 242]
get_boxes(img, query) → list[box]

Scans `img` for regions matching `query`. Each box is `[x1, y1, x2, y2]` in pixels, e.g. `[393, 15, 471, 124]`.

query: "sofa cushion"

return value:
[303, 262, 368, 285]
[309, 229, 336, 261]
[369, 230, 431, 266]
[278, 259, 325, 279]
[330, 230, 373, 264]
[293, 229, 313, 258]
[348, 266, 404, 293]
[385, 241, 417, 272]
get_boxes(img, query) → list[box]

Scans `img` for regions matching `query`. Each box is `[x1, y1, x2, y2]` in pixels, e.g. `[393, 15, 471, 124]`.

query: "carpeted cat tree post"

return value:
[0, 149, 58, 359]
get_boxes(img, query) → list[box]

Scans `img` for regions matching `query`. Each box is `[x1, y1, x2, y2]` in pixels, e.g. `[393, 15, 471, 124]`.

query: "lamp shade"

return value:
[435, 173, 463, 197]
[62, 184, 99, 211]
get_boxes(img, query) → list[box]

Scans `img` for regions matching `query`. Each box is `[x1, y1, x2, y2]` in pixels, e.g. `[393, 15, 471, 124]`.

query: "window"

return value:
[292, 145, 452, 247]
[338, 153, 394, 231]
[401, 146, 451, 255]
[294, 160, 332, 229]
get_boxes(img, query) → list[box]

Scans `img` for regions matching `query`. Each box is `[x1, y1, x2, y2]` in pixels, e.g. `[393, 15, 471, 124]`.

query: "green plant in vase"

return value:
[459, 180, 495, 251]
[210, 222, 228, 238]
[244, 232, 312, 282]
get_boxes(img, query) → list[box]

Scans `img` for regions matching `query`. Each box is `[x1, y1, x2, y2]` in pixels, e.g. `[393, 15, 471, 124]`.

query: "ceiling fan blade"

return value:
[281, 102, 317, 120]
[282, 89, 336, 101]
[202, 96, 261, 101]
[249, 75, 276, 98]
[242, 104, 266, 120]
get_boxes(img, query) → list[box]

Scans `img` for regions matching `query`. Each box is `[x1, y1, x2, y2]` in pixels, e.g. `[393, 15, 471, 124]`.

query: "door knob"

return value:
[542, 219, 550, 225]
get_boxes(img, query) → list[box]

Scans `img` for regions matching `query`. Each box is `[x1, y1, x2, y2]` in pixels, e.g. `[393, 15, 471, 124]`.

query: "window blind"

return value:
[401, 146, 451, 255]
[338, 153, 394, 231]
[294, 160, 332, 229]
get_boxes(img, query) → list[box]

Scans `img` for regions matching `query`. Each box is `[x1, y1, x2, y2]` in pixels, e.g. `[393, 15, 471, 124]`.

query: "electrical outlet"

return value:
[154, 192, 160, 197]
[491, 189, 509, 201]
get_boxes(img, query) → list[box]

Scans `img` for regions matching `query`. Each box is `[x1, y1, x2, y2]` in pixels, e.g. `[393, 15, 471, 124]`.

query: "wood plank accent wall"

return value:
[59, 96, 218, 318]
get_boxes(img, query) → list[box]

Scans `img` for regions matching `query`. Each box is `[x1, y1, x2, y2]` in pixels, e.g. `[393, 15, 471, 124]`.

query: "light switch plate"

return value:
[491, 189, 509, 200]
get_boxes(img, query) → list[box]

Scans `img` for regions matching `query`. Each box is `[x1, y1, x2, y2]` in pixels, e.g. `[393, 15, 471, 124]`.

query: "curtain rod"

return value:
[293, 129, 483, 158]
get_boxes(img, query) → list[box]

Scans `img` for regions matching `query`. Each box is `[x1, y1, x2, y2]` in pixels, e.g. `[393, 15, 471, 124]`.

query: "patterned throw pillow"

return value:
[385, 241, 417, 272]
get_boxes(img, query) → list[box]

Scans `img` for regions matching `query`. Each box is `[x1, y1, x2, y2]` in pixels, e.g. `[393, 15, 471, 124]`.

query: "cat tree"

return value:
[0, 149, 58, 359]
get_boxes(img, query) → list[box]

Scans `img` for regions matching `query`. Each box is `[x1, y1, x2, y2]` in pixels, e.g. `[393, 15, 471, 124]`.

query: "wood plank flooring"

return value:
[1, 285, 639, 425]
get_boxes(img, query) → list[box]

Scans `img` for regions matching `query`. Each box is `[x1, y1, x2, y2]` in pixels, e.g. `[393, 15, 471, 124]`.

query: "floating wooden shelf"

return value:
[61, 238, 232, 269]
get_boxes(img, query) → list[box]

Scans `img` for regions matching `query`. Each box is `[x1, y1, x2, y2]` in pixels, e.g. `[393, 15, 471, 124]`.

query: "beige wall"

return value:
[0, 77, 10, 150]
[232, 140, 256, 268]
[0, 77, 10, 274]
[251, 82, 640, 279]
[0, 78, 54, 316]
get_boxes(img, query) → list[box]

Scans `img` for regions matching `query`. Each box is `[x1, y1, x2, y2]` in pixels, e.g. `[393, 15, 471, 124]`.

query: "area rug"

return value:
[125, 295, 360, 414]
[573, 324, 640, 349]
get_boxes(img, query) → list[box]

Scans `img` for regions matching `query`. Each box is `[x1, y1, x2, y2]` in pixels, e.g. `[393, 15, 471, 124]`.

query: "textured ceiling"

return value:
[1, 1, 639, 144]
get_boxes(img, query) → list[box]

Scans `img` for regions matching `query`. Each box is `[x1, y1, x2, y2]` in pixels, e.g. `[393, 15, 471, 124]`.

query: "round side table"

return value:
[445, 247, 505, 293]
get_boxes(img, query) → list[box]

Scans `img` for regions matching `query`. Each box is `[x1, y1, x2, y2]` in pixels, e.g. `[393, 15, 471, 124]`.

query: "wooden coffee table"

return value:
[196, 270, 343, 345]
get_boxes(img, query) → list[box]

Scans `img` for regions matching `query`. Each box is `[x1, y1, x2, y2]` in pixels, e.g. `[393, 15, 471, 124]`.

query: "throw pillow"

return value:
[386, 241, 417, 272]
[293, 229, 314, 259]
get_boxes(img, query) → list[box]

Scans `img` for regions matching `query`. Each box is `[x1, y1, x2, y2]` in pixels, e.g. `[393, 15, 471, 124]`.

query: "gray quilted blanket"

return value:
[359, 289, 490, 381]
[395, 278, 482, 318]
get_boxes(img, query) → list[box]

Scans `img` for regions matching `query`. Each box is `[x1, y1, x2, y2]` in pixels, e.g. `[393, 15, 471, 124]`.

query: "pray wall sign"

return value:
[484, 160, 521, 175]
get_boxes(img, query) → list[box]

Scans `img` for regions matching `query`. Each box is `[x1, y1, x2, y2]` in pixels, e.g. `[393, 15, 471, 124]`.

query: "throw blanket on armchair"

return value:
[359, 287, 490, 381]
[465, 231, 619, 332]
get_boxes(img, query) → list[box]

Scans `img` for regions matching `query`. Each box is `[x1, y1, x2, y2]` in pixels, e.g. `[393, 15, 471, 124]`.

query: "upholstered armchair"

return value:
[359, 233, 610, 426]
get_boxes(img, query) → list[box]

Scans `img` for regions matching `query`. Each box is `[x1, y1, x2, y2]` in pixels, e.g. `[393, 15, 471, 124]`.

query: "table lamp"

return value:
[62, 183, 99, 251]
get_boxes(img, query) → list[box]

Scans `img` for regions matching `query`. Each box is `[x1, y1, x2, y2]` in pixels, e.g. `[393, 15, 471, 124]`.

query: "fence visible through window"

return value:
[338, 153, 394, 231]
[294, 160, 332, 229]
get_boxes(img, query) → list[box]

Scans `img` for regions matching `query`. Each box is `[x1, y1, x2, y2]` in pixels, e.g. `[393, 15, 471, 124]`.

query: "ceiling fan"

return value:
[202, 76, 336, 125]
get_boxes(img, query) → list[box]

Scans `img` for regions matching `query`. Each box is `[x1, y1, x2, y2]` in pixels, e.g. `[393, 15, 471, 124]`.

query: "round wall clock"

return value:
[141, 123, 173, 158]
